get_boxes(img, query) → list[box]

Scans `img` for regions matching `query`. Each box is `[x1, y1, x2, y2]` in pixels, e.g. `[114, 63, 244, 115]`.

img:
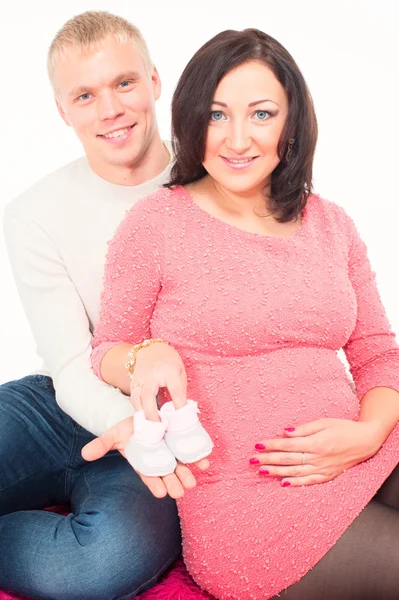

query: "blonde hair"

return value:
[48, 11, 153, 88]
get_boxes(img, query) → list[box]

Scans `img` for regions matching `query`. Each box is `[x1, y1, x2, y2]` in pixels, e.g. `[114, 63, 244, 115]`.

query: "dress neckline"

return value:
[176, 185, 311, 242]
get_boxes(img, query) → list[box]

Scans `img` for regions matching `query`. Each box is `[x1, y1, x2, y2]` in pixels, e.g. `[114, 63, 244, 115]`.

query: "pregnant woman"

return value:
[90, 28, 399, 599]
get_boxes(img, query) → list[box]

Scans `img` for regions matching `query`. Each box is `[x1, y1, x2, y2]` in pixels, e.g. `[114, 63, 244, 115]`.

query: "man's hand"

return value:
[81, 416, 210, 499]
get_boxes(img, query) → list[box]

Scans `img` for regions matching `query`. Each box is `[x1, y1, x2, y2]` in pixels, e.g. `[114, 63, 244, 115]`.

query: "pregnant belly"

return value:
[172, 347, 399, 600]
[167, 347, 359, 479]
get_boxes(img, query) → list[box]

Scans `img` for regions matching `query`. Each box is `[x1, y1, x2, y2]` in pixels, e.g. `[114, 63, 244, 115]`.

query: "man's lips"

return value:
[98, 125, 136, 144]
[98, 124, 135, 139]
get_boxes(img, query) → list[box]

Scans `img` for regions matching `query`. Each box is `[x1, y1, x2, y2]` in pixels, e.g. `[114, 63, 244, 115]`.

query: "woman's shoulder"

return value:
[123, 185, 186, 223]
[110, 186, 188, 249]
[306, 193, 356, 238]
[107, 187, 184, 256]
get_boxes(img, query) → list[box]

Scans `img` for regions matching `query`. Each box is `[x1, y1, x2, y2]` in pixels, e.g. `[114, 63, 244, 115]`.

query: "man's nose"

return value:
[97, 92, 125, 121]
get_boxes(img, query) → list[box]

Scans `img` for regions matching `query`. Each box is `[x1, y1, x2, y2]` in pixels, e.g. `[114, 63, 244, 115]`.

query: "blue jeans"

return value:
[0, 375, 182, 600]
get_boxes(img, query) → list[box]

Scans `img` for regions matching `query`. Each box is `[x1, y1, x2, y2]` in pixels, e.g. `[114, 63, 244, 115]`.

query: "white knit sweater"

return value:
[4, 153, 172, 436]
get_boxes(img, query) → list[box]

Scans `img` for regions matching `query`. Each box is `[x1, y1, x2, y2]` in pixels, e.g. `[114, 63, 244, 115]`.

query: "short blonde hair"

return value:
[48, 11, 153, 88]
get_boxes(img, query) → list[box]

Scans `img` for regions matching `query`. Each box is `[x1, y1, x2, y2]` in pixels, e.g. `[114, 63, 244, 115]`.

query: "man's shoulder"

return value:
[5, 156, 89, 220]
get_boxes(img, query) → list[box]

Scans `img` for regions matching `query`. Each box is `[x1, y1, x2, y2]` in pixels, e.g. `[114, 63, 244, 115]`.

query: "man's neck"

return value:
[88, 132, 170, 186]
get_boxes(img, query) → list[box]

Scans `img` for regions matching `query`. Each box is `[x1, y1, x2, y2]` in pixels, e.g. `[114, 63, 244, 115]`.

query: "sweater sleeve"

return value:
[342, 209, 399, 399]
[91, 197, 163, 379]
[3, 209, 135, 437]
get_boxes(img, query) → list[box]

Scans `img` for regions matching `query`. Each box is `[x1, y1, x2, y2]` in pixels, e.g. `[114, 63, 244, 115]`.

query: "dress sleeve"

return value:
[342, 211, 399, 399]
[91, 197, 163, 380]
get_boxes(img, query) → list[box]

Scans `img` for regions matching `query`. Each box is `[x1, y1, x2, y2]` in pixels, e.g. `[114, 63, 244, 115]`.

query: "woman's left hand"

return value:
[251, 418, 387, 487]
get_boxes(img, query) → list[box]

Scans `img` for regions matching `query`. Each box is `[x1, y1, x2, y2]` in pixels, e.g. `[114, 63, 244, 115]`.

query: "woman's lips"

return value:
[221, 156, 259, 170]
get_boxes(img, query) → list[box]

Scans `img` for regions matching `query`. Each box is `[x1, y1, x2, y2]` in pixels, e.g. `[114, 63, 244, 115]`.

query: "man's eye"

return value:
[78, 93, 90, 101]
[210, 111, 225, 121]
[119, 81, 131, 88]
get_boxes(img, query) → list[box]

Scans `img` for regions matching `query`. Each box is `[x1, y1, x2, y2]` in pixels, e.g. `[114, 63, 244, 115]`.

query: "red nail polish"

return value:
[249, 458, 260, 464]
[259, 468, 269, 475]
[284, 427, 296, 432]
[282, 481, 291, 487]
[255, 443, 265, 450]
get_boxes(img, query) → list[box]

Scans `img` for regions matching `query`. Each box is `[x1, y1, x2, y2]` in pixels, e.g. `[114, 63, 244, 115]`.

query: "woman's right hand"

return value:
[129, 341, 188, 419]
[81, 416, 210, 498]
[83, 341, 210, 497]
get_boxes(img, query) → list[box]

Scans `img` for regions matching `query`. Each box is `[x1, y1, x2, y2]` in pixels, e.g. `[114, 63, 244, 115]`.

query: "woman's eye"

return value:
[254, 110, 270, 120]
[78, 93, 91, 101]
[210, 111, 225, 121]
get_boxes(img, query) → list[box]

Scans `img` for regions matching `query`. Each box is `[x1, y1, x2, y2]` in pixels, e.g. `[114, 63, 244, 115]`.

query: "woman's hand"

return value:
[83, 342, 210, 498]
[129, 341, 187, 419]
[250, 418, 387, 487]
[82, 416, 210, 499]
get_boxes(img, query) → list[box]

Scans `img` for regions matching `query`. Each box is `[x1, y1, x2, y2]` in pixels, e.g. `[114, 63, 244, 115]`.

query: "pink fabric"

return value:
[92, 186, 399, 599]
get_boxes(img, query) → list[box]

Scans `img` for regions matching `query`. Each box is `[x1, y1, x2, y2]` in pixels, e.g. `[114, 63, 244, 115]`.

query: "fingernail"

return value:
[259, 468, 269, 475]
[249, 458, 260, 464]
[284, 427, 296, 432]
[282, 481, 291, 487]
[255, 443, 265, 450]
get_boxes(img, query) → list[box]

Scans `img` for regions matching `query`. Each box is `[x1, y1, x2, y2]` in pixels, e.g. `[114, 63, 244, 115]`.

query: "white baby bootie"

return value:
[125, 409, 177, 477]
[160, 400, 214, 464]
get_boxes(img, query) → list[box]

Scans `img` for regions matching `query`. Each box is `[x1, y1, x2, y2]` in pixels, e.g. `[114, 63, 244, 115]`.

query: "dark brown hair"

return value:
[165, 28, 318, 222]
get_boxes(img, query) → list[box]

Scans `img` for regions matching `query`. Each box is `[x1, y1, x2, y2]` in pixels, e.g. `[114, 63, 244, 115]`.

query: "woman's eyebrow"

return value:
[211, 99, 280, 108]
[248, 98, 280, 107]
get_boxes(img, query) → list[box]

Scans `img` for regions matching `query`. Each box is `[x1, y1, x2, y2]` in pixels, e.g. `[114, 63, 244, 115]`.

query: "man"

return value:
[1, 11, 205, 599]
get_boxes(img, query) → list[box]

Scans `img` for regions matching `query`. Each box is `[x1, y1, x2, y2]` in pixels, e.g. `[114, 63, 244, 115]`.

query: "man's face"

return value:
[54, 37, 161, 174]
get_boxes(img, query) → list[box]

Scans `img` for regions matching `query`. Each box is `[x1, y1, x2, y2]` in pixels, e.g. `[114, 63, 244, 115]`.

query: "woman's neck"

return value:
[199, 175, 273, 218]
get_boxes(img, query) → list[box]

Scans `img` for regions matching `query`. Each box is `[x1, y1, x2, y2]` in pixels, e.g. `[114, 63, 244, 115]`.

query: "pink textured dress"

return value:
[92, 186, 399, 600]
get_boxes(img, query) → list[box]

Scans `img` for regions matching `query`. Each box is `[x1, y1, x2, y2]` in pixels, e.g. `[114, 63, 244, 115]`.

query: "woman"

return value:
[90, 29, 399, 599]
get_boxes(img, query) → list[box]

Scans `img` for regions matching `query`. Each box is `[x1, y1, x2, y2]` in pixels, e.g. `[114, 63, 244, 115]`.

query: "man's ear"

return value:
[56, 97, 72, 127]
[151, 65, 162, 101]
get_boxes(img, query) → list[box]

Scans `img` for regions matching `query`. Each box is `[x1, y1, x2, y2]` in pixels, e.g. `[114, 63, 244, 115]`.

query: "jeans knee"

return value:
[38, 537, 181, 600]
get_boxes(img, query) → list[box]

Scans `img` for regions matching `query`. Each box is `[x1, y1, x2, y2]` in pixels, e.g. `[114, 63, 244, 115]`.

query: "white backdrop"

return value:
[1, 0, 398, 383]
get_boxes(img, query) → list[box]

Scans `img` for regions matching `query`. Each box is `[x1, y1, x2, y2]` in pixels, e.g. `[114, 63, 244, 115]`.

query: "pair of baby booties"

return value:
[125, 400, 214, 476]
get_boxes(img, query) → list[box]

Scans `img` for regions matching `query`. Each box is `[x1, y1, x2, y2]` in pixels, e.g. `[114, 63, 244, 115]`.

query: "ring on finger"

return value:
[302, 452, 307, 466]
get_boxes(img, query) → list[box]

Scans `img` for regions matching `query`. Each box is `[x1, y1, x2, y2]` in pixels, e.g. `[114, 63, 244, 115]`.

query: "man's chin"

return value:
[103, 150, 152, 172]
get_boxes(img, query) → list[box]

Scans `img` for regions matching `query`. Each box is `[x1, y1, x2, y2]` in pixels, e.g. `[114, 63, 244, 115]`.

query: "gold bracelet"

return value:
[125, 338, 167, 379]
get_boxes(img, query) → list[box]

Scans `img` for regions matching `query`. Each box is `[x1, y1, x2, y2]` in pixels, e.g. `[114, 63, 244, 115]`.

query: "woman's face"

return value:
[203, 60, 289, 196]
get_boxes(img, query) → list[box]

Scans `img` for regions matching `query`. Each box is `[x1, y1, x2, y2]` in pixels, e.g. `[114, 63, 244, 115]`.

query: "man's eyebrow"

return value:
[68, 71, 141, 98]
[68, 85, 92, 98]
[211, 98, 281, 108]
